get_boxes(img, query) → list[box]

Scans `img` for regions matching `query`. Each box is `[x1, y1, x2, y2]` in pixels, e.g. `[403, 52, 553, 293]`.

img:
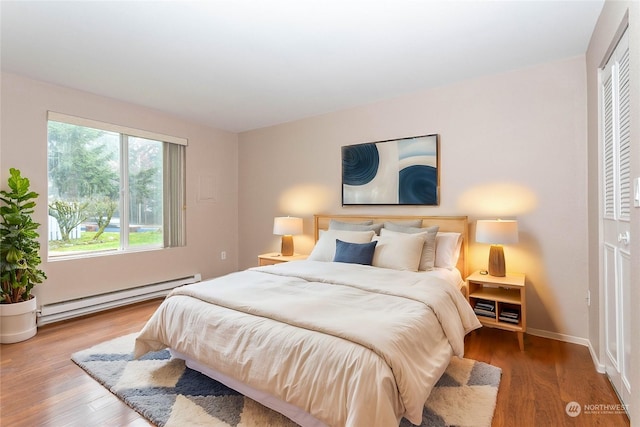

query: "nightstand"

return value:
[467, 270, 526, 351]
[258, 253, 308, 266]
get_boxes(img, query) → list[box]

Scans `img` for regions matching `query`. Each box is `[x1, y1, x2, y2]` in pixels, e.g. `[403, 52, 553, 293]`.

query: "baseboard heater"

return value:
[37, 273, 201, 326]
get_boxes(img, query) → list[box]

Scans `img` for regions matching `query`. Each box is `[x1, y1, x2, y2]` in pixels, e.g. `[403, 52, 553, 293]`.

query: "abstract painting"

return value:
[342, 134, 439, 205]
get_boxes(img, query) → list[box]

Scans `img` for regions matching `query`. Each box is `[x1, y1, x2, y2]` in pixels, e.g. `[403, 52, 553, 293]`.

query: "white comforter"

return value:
[135, 261, 481, 427]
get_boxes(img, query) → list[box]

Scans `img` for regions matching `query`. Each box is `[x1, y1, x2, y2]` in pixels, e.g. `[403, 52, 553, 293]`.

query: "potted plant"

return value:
[0, 168, 47, 343]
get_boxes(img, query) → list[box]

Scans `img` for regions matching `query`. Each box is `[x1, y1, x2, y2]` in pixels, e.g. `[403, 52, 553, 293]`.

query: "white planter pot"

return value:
[0, 297, 37, 344]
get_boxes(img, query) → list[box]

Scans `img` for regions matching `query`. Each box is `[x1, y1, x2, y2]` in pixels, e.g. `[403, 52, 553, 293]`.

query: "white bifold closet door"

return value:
[600, 28, 631, 410]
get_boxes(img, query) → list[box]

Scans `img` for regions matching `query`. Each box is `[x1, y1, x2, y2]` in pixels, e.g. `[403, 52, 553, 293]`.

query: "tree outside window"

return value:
[47, 121, 164, 256]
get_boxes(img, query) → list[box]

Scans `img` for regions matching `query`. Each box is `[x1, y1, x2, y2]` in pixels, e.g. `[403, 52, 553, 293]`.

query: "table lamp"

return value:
[476, 219, 518, 277]
[273, 216, 303, 256]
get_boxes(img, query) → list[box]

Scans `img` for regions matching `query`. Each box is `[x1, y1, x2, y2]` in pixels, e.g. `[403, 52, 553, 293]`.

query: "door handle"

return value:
[618, 231, 630, 245]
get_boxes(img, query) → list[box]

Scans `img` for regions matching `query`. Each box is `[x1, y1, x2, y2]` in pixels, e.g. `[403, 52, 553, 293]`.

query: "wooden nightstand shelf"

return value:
[467, 270, 526, 351]
[258, 253, 308, 266]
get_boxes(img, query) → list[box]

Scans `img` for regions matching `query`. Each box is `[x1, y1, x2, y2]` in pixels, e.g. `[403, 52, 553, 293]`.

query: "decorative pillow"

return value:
[333, 239, 377, 265]
[380, 226, 439, 270]
[435, 232, 463, 269]
[308, 230, 376, 262]
[383, 219, 423, 229]
[372, 233, 426, 271]
[329, 220, 382, 235]
[329, 219, 374, 226]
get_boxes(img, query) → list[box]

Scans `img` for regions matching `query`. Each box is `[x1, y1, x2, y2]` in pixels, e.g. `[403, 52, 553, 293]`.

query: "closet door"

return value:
[600, 29, 631, 410]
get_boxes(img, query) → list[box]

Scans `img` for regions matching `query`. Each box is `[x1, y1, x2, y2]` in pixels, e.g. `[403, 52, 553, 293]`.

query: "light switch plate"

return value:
[634, 177, 640, 208]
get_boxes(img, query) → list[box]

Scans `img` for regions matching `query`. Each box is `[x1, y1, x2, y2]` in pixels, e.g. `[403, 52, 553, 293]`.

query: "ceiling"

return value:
[1, 0, 604, 133]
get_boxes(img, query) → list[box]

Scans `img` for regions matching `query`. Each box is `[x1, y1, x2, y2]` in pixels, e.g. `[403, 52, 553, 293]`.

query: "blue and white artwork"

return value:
[342, 134, 439, 205]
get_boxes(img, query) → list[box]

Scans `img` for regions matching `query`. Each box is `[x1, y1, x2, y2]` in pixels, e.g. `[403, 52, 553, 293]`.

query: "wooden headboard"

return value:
[314, 214, 469, 278]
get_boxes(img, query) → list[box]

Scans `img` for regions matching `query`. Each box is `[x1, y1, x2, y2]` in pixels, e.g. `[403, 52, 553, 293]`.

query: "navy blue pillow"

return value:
[333, 239, 377, 265]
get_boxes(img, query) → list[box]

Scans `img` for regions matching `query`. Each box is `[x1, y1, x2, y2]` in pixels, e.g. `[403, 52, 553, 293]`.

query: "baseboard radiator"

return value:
[37, 273, 201, 326]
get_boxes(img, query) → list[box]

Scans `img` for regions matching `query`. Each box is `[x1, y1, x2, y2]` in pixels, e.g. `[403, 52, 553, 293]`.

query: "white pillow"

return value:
[380, 226, 439, 271]
[435, 232, 463, 269]
[372, 233, 426, 271]
[308, 230, 376, 262]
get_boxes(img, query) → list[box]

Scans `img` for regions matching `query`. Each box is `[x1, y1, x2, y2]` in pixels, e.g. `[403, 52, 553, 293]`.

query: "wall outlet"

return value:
[220, 251, 227, 260]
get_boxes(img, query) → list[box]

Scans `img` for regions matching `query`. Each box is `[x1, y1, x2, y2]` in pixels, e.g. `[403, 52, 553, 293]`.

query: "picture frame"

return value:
[342, 134, 439, 206]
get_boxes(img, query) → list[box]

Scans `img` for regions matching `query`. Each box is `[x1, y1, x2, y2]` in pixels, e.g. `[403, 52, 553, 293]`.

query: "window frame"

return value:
[46, 112, 187, 260]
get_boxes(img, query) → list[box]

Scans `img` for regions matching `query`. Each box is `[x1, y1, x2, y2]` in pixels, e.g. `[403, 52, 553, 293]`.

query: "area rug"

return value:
[72, 333, 501, 427]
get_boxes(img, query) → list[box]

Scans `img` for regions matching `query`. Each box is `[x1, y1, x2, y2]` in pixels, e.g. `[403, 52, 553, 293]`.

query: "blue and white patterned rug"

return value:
[72, 333, 501, 427]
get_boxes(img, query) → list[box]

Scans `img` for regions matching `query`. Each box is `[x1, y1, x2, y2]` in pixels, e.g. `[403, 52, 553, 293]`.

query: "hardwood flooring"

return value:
[0, 299, 630, 427]
[465, 328, 629, 427]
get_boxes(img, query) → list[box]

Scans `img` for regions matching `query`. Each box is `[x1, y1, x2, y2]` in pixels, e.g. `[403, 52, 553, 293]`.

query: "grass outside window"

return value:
[49, 230, 162, 255]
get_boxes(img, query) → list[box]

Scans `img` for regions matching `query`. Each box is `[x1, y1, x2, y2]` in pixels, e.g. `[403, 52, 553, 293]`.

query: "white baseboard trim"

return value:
[526, 328, 605, 373]
[526, 327, 590, 346]
[588, 342, 606, 373]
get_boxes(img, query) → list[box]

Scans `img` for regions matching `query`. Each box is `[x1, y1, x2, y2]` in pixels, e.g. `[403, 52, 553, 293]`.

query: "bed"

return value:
[134, 214, 481, 427]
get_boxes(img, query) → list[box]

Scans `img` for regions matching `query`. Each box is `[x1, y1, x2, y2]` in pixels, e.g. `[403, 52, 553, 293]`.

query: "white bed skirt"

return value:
[170, 349, 329, 427]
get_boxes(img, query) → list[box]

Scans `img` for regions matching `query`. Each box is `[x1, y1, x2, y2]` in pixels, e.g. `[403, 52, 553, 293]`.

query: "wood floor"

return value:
[0, 299, 630, 427]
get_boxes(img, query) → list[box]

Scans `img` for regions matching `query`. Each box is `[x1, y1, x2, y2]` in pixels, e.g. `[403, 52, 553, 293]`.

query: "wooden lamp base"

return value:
[280, 235, 294, 256]
[488, 244, 506, 277]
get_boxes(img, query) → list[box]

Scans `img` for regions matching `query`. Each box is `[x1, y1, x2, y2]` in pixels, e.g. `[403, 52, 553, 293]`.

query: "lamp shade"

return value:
[476, 220, 518, 245]
[273, 216, 303, 236]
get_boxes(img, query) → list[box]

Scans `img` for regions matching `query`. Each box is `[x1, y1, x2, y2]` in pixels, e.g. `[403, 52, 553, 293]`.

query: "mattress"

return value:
[135, 261, 480, 426]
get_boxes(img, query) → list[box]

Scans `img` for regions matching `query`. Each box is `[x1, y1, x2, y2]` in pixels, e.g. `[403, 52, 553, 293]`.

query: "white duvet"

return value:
[135, 261, 481, 427]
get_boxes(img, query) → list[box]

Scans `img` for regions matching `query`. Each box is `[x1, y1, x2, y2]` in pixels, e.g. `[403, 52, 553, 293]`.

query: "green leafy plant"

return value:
[0, 168, 47, 303]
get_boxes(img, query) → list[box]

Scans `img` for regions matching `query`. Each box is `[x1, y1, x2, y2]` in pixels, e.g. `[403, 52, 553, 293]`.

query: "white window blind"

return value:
[163, 142, 187, 247]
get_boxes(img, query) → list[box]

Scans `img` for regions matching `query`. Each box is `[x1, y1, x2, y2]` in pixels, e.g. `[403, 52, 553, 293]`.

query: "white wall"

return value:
[239, 56, 589, 339]
[0, 73, 240, 306]
[586, 0, 639, 422]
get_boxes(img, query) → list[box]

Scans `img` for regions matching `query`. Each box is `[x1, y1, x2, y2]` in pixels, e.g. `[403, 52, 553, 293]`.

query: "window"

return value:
[47, 112, 186, 258]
